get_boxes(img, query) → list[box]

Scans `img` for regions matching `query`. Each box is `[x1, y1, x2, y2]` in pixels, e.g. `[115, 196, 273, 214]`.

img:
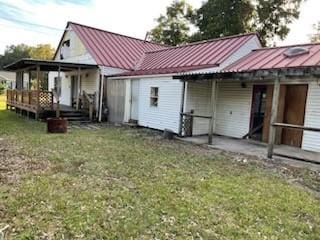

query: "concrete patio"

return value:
[177, 135, 320, 170]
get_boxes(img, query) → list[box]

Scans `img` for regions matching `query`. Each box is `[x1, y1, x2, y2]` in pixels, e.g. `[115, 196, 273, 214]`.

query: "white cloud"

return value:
[0, 0, 319, 54]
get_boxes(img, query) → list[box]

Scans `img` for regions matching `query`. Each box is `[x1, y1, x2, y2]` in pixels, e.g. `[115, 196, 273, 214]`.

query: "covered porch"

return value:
[4, 59, 98, 120]
[175, 66, 320, 160]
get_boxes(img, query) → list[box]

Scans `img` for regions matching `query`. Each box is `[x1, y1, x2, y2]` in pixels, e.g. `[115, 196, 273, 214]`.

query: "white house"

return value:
[10, 21, 318, 154]
[109, 33, 261, 134]
[48, 21, 167, 119]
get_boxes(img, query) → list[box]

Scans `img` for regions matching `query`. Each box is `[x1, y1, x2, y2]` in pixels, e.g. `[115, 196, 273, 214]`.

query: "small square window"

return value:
[150, 87, 159, 107]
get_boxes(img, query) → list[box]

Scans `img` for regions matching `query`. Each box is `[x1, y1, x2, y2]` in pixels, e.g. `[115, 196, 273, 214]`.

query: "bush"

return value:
[0, 83, 5, 95]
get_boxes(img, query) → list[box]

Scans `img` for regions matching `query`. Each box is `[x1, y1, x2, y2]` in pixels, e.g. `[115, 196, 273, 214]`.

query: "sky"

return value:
[0, 0, 319, 54]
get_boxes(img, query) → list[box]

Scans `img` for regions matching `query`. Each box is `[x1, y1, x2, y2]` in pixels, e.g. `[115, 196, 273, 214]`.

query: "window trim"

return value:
[150, 86, 159, 107]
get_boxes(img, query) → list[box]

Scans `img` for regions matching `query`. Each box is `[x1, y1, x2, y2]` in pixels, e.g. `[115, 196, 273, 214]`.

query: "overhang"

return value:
[174, 66, 320, 82]
[4, 58, 98, 72]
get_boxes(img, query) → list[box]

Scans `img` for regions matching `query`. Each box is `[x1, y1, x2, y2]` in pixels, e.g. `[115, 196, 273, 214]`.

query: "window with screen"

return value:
[150, 87, 159, 107]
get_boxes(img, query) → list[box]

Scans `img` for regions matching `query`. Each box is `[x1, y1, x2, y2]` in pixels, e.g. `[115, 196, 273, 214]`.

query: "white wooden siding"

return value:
[138, 77, 183, 133]
[80, 70, 99, 94]
[219, 36, 262, 69]
[185, 81, 212, 135]
[48, 69, 99, 106]
[131, 79, 140, 120]
[55, 26, 96, 64]
[302, 82, 320, 152]
[215, 81, 253, 138]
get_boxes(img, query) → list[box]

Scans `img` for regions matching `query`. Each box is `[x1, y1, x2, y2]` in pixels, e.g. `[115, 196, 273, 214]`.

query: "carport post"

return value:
[267, 78, 281, 158]
[76, 67, 81, 110]
[208, 80, 217, 144]
[98, 71, 104, 122]
[56, 65, 61, 118]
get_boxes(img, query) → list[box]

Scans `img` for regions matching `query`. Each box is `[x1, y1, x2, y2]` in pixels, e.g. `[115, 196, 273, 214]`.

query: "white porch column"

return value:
[98, 72, 104, 122]
[123, 79, 132, 123]
[76, 67, 81, 110]
[208, 80, 217, 144]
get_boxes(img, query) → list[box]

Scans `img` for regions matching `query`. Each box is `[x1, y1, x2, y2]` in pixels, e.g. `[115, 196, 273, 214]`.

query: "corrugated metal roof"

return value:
[224, 43, 320, 72]
[114, 33, 258, 77]
[69, 22, 168, 70]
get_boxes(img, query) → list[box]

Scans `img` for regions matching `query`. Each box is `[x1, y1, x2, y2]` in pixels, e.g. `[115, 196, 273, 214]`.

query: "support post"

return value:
[267, 78, 281, 158]
[76, 67, 80, 110]
[178, 81, 186, 136]
[36, 65, 40, 120]
[56, 65, 61, 118]
[98, 72, 104, 122]
[208, 80, 217, 144]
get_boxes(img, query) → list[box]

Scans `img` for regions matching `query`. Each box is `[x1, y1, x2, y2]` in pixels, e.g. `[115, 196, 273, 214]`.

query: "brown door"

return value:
[282, 85, 308, 147]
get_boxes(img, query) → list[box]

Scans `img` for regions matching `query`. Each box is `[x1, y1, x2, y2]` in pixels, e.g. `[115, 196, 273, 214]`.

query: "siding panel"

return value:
[302, 82, 320, 152]
[215, 81, 253, 138]
[107, 79, 126, 122]
[138, 77, 183, 133]
[185, 81, 211, 135]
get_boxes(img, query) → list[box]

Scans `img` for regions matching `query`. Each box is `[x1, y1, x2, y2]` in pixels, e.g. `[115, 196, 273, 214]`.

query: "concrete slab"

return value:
[177, 135, 320, 167]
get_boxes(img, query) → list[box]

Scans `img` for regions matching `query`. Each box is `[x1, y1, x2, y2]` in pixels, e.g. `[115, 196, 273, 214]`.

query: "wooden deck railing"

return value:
[82, 91, 95, 121]
[6, 89, 54, 112]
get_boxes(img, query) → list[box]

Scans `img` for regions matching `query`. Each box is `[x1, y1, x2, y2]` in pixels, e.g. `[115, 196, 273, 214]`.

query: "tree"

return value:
[252, 0, 303, 46]
[149, 0, 194, 46]
[191, 0, 304, 46]
[190, 0, 253, 42]
[0, 44, 55, 70]
[0, 44, 30, 70]
[29, 44, 55, 60]
[309, 22, 320, 43]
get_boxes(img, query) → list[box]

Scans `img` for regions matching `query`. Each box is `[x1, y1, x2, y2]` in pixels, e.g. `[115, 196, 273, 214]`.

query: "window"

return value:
[150, 87, 159, 107]
[60, 39, 71, 60]
[54, 77, 61, 97]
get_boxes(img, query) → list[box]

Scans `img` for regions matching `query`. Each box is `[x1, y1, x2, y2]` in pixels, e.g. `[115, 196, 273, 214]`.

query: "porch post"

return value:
[208, 80, 217, 144]
[56, 65, 61, 118]
[76, 67, 81, 110]
[36, 65, 40, 120]
[98, 71, 104, 122]
[267, 78, 281, 158]
[178, 81, 186, 136]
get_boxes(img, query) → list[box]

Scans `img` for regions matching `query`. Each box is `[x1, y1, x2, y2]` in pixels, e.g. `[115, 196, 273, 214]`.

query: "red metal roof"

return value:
[69, 22, 168, 70]
[114, 33, 258, 77]
[224, 43, 320, 72]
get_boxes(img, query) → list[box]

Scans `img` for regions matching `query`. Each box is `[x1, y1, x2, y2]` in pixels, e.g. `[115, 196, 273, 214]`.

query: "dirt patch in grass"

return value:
[0, 138, 51, 185]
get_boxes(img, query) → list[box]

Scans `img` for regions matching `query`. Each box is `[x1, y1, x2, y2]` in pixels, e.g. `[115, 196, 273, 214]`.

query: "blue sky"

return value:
[0, 0, 319, 54]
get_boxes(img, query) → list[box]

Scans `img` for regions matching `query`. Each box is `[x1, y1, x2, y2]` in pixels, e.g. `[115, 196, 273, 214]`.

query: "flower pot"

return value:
[47, 118, 68, 133]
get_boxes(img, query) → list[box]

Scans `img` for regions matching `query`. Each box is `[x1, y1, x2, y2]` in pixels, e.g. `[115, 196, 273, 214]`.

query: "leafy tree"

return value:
[0, 44, 55, 70]
[29, 44, 55, 60]
[309, 22, 320, 43]
[0, 83, 5, 95]
[0, 44, 30, 70]
[149, 0, 194, 46]
[252, 0, 303, 46]
[190, 0, 253, 42]
[191, 0, 304, 46]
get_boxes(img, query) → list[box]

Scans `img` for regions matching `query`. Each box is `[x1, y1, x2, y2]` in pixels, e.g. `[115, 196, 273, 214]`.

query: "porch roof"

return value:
[4, 58, 98, 72]
[176, 43, 320, 82]
[175, 65, 320, 82]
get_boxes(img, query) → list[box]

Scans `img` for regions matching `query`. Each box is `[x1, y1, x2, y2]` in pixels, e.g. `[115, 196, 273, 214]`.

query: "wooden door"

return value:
[71, 76, 78, 106]
[262, 85, 287, 143]
[282, 85, 308, 147]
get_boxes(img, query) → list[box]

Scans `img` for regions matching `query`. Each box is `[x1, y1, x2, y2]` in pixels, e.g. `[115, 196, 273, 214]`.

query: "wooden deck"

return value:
[6, 89, 54, 118]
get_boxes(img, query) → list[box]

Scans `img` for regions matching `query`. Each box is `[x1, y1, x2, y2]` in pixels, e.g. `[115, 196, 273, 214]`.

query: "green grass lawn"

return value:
[0, 96, 319, 239]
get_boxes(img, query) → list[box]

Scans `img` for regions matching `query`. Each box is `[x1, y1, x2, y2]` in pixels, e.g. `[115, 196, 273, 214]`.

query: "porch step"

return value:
[64, 116, 91, 122]
[59, 110, 91, 122]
